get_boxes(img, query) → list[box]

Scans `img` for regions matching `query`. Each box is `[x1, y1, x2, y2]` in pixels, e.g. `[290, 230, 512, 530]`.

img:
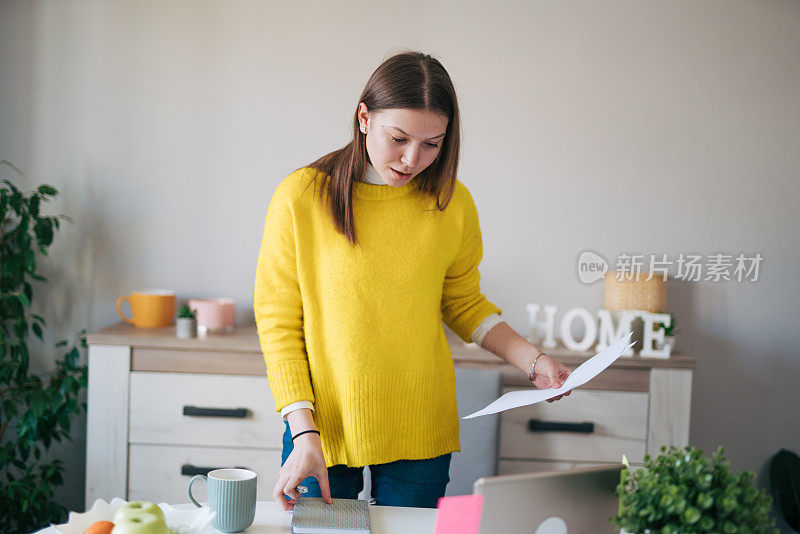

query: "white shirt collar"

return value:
[362, 162, 386, 185]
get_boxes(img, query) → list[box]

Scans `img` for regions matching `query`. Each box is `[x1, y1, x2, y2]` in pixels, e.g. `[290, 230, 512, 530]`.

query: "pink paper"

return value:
[434, 494, 484, 534]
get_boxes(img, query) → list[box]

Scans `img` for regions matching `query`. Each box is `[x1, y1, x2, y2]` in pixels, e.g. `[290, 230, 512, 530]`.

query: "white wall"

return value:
[1, 0, 798, 521]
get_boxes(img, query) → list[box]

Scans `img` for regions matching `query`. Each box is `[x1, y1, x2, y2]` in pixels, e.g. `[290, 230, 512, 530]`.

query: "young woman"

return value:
[254, 51, 571, 510]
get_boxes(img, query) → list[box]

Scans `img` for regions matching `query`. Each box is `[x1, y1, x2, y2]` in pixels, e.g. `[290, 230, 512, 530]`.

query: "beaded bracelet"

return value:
[291, 429, 321, 441]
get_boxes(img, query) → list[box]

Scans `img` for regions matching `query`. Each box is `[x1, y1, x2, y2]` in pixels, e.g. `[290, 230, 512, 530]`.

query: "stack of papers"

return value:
[463, 332, 635, 419]
[291, 497, 370, 534]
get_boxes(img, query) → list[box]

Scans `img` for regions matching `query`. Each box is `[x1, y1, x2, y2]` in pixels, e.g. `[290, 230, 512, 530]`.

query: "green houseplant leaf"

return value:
[177, 304, 198, 319]
[0, 162, 88, 533]
[612, 445, 778, 533]
[771, 448, 800, 531]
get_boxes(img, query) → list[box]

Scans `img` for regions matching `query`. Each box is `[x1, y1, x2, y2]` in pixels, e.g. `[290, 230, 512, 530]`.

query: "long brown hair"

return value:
[306, 50, 461, 246]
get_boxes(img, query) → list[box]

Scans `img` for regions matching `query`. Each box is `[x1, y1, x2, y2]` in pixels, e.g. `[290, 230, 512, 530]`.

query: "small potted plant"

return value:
[176, 304, 198, 339]
[654, 314, 679, 352]
[612, 446, 778, 533]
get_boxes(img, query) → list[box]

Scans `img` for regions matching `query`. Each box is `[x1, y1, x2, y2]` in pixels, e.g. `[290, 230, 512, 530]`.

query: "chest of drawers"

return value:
[85, 323, 694, 507]
[126, 372, 282, 502]
[448, 340, 695, 476]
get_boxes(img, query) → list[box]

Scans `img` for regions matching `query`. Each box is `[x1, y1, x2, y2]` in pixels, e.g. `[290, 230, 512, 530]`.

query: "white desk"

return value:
[35, 500, 438, 534]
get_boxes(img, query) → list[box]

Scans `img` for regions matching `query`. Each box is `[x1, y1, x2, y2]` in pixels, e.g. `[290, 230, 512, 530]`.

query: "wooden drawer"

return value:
[499, 389, 648, 463]
[128, 444, 281, 504]
[129, 372, 285, 448]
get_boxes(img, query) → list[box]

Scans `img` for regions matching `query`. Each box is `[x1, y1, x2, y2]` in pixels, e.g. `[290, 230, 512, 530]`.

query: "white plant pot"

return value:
[654, 334, 676, 353]
[176, 317, 197, 338]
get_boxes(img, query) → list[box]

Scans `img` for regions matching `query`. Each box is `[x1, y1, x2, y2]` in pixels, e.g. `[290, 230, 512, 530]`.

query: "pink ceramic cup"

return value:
[188, 298, 236, 334]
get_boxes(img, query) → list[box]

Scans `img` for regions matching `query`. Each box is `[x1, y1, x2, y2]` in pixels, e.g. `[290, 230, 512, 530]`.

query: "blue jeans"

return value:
[281, 421, 451, 508]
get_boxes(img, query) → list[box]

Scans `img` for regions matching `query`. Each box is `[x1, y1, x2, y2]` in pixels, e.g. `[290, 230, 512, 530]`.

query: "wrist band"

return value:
[528, 353, 546, 382]
[291, 429, 320, 441]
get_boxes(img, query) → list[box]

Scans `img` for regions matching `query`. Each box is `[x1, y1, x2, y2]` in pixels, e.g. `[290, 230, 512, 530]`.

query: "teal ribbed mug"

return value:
[188, 468, 257, 532]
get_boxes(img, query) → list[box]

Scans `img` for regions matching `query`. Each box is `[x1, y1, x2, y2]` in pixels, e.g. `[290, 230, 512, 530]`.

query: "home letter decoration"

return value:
[596, 309, 637, 357]
[639, 312, 672, 359]
[526, 304, 558, 349]
[559, 307, 597, 351]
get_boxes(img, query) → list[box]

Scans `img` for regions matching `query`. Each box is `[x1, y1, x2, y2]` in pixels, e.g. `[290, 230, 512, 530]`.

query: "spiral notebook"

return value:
[291, 497, 371, 534]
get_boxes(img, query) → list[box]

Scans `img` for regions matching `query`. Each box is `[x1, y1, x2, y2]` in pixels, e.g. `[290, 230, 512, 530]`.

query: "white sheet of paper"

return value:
[462, 332, 635, 419]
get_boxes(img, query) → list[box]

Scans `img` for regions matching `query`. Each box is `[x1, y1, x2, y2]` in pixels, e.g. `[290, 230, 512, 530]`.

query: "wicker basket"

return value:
[603, 272, 667, 313]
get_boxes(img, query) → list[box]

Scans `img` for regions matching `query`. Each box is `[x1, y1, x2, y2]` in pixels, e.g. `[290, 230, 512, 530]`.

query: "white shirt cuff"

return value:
[470, 313, 503, 346]
[279, 400, 314, 421]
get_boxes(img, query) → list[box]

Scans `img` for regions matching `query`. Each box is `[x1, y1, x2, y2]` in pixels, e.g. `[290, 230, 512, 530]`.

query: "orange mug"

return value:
[116, 290, 176, 328]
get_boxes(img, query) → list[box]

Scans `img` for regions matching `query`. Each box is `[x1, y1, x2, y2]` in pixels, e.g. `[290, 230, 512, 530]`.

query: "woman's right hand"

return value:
[273, 431, 333, 511]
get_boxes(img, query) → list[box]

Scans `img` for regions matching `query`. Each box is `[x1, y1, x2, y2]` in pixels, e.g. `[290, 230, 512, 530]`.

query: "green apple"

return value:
[110, 513, 168, 534]
[113, 501, 167, 524]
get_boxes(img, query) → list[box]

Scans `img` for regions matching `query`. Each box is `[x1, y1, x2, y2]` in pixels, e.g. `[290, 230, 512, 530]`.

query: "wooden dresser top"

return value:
[89, 322, 695, 371]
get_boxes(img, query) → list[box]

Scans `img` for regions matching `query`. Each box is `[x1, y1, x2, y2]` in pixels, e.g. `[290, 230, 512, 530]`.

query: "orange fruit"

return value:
[85, 520, 115, 534]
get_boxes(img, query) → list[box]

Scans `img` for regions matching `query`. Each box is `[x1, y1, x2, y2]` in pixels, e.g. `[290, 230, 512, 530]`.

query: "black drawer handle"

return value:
[183, 405, 249, 418]
[528, 419, 595, 433]
[181, 464, 249, 477]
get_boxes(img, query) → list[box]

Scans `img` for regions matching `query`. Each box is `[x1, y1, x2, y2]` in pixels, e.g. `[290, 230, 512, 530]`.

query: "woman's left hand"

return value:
[530, 355, 572, 403]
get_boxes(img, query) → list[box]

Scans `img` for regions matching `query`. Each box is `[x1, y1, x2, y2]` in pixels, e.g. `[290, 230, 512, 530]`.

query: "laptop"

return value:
[473, 464, 623, 533]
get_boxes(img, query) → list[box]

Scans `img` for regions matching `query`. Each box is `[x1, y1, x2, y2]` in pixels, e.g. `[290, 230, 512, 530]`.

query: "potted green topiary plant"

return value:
[176, 304, 198, 338]
[612, 446, 778, 533]
[1, 161, 88, 533]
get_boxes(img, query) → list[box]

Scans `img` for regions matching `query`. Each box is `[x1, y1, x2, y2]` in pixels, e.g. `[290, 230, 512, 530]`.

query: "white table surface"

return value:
[36, 500, 438, 534]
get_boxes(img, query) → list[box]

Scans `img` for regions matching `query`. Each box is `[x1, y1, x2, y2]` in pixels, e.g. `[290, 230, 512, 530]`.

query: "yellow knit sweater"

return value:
[254, 167, 502, 467]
